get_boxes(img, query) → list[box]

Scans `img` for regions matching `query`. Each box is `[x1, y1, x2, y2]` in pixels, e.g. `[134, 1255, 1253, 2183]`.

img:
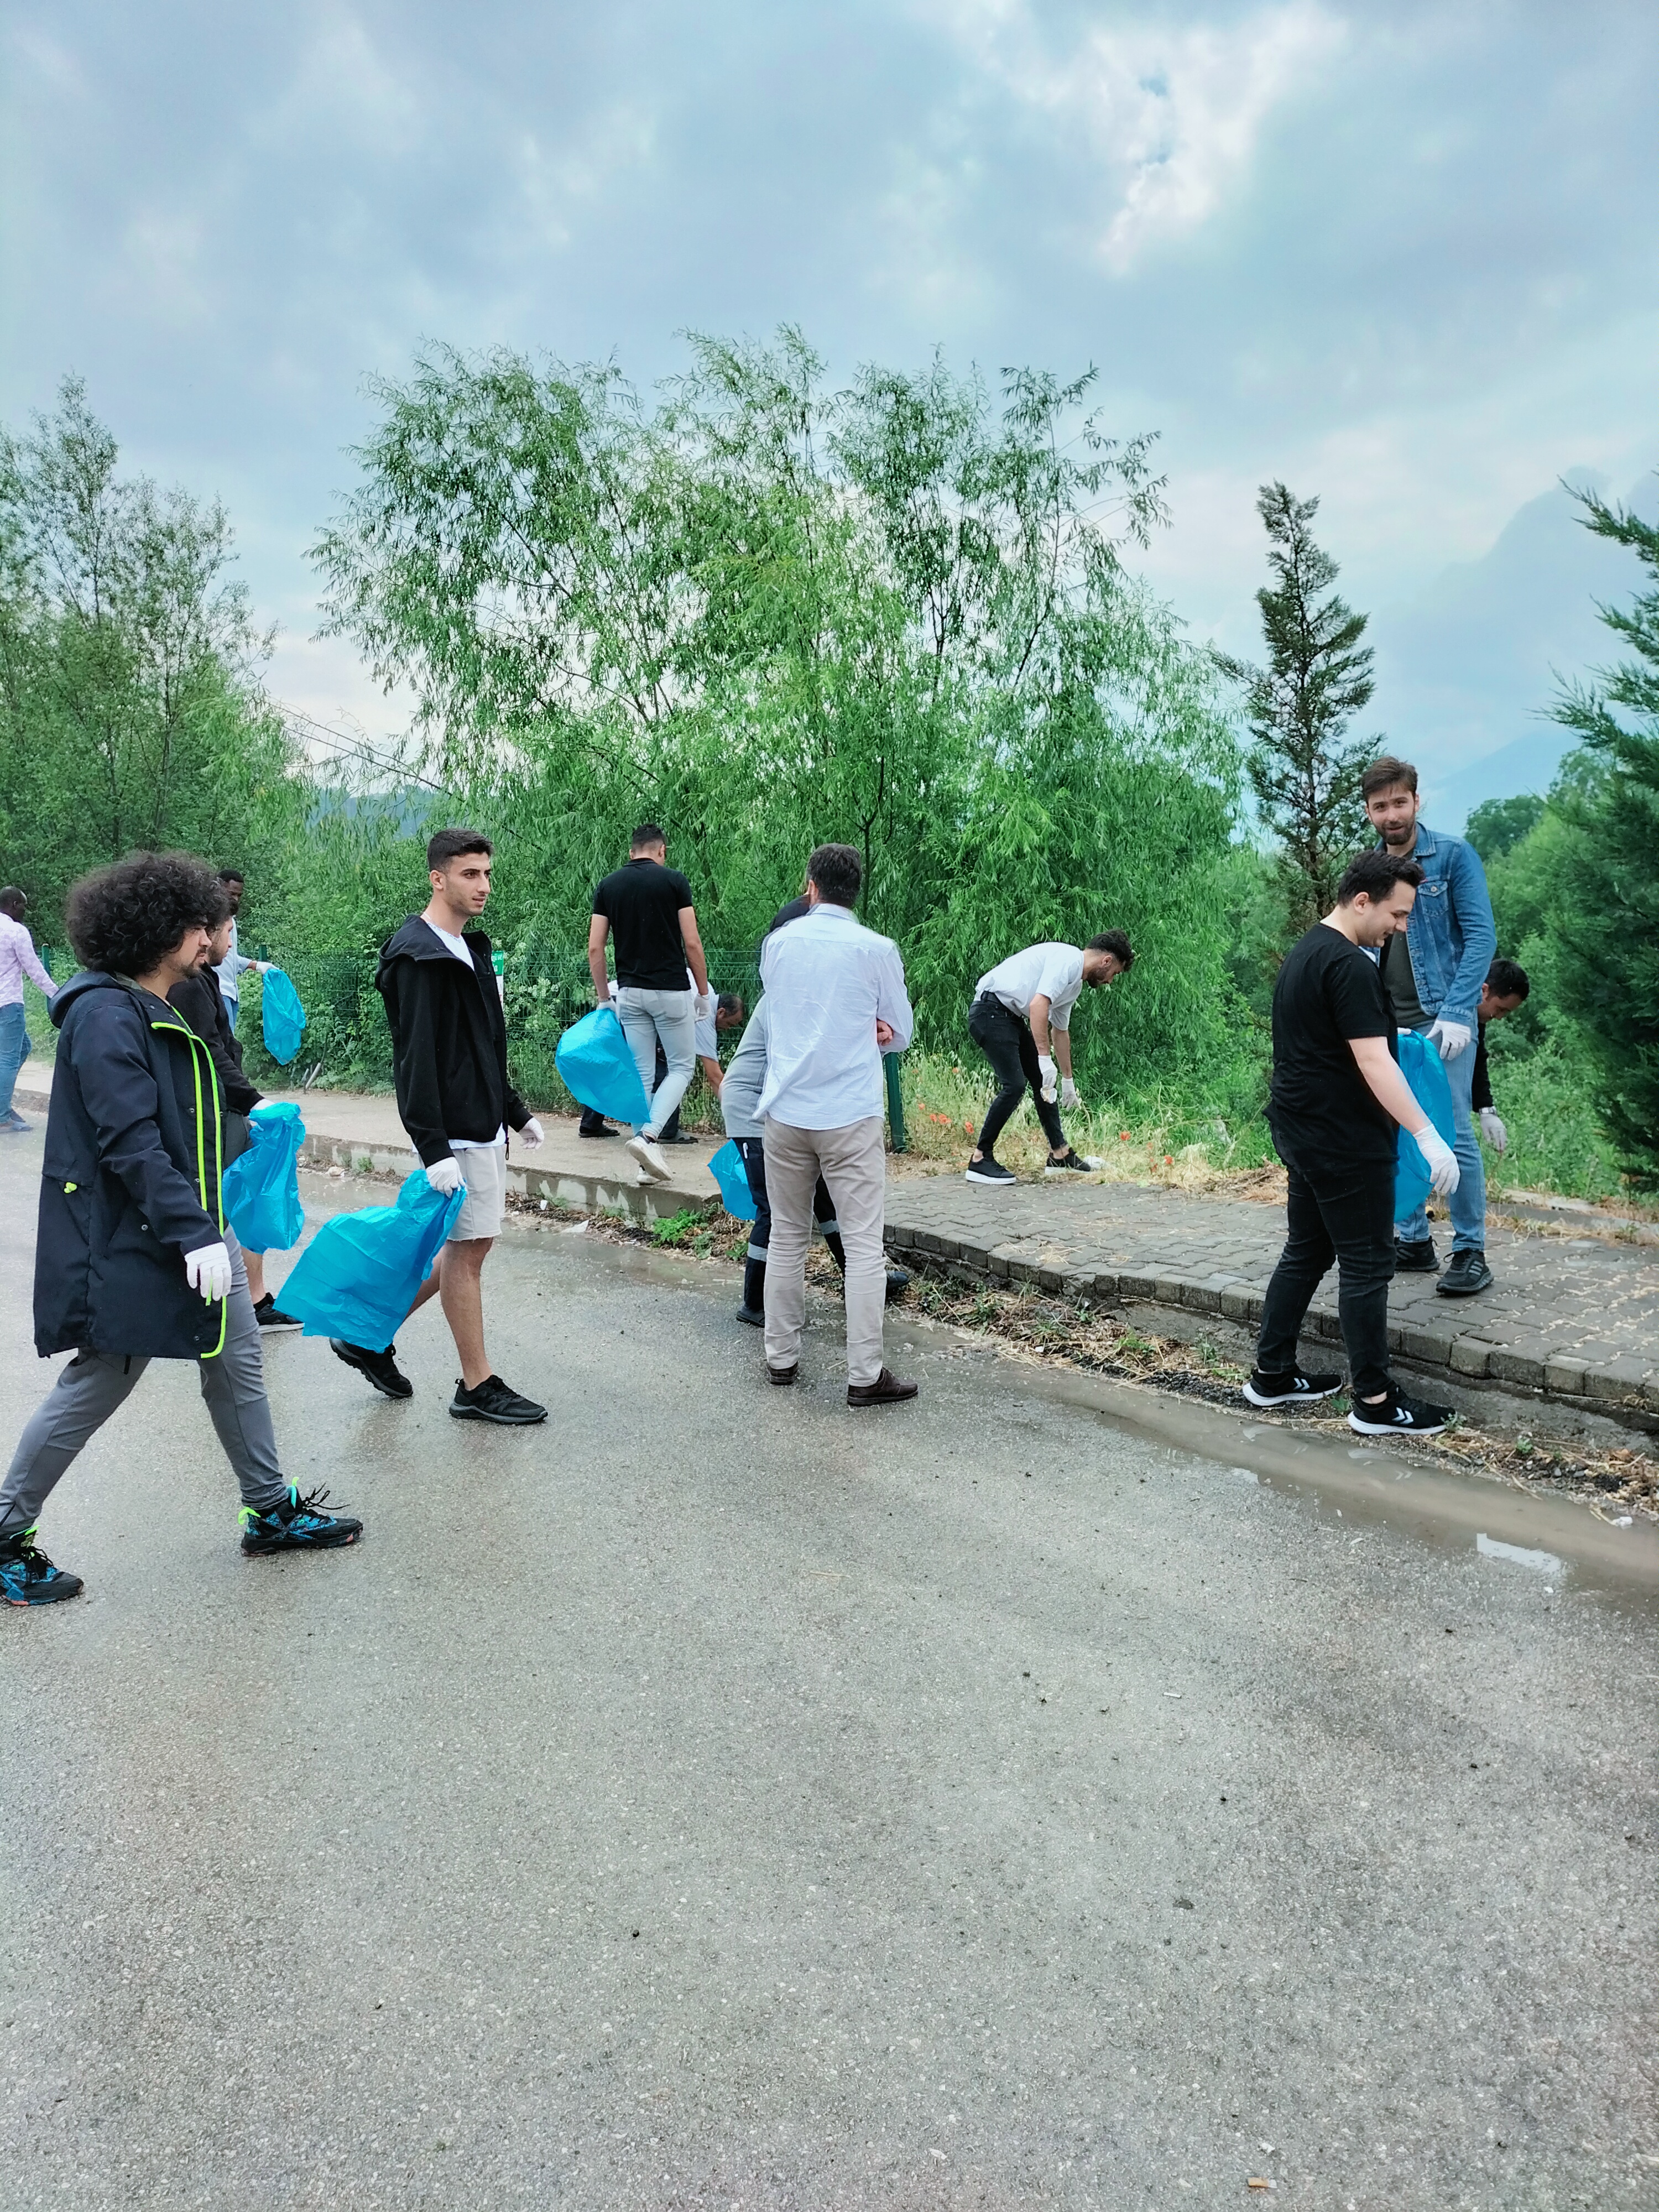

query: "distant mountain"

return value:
[1368, 472, 1654, 830]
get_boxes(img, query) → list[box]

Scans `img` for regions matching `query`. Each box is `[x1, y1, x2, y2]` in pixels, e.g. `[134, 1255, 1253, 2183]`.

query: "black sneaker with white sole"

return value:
[450, 1374, 547, 1425]
[1348, 1388, 1453, 1438]
[253, 1293, 303, 1331]
[1436, 1249, 1494, 1297]
[1044, 1149, 1103, 1176]
[1242, 1368, 1343, 1408]
[330, 1338, 414, 1399]
[965, 1157, 1016, 1186]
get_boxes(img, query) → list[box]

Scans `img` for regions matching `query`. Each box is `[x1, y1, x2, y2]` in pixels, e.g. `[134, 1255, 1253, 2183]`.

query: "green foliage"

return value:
[0, 379, 305, 934]
[1538, 484, 1659, 1186]
[1464, 791, 1545, 863]
[1217, 483, 1376, 936]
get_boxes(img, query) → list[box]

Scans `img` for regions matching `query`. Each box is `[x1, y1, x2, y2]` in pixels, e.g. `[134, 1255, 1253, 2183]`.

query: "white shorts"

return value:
[447, 1141, 507, 1241]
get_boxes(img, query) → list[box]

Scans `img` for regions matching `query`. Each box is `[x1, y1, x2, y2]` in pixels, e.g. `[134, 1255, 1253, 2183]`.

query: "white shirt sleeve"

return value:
[1037, 947, 1085, 1030]
[875, 941, 914, 1053]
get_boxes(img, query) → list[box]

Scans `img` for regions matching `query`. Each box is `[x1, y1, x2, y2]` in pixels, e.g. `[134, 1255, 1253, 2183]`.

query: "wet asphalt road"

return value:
[1, 1130, 1655, 2211]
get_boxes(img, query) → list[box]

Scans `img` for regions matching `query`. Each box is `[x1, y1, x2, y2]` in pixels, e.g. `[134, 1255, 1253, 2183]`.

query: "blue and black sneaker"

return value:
[0, 1527, 84, 1606]
[239, 1485, 364, 1556]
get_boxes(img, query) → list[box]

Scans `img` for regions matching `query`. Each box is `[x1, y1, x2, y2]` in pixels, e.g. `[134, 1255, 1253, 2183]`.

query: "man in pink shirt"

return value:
[0, 887, 56, 1134]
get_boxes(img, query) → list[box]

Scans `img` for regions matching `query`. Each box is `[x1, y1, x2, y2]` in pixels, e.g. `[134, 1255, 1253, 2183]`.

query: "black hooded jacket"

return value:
[374, 916, 529, 1166]
[35, 972, 229, 1361]
[168, 965, 261, 1115]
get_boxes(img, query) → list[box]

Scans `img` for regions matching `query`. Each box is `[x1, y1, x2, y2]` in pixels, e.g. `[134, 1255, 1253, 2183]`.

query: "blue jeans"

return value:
[615, 987, 696, 1139]
[0, 1002, 29, 1121]
[1397, 1024, 1485, 1251]
[223, 995, 238, 1036]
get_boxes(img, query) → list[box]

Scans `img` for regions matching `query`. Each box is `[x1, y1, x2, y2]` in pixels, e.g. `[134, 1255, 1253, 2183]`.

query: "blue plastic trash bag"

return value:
[1394, 1028, 1458, 1223]
[260, 967, 307, 1066]
[276, 1170, 464, 1350]
[707, 1138, 757, 1221]
[222, 1102, 306, 1252]
[555, 1004, 651, 1125]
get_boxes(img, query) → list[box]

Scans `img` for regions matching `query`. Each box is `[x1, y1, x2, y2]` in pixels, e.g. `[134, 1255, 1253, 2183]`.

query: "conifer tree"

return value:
[1218, 483, 1375, 936]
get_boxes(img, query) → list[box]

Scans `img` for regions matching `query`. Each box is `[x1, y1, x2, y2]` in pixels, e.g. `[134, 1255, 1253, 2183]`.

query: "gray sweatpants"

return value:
[0, 1232, 288, 1536]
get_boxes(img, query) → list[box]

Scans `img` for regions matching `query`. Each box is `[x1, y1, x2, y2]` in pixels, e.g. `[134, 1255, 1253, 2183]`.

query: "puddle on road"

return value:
[1477, 1532, 1563, 1578]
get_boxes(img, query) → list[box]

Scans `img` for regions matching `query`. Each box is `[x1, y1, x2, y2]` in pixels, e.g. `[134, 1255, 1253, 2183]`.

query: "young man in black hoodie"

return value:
[0, 853, 361, 1606]
[330, 828, 547, 1424]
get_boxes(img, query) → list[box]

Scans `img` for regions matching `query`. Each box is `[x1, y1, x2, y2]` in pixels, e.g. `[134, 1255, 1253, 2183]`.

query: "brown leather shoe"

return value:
[847, 1366, 919, 1408]
[767, 1363, 799, 1385]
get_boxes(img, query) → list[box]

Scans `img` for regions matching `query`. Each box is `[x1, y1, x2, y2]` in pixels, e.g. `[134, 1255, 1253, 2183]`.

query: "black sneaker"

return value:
[965, 1157, 1016, 1186]
[330, 1338, 413, 1399]
[239, 1485, 363, 1554]
[254, 1293, 303, 1331]
[1044, 1149, 1103, 1175]
[1394, 1236, 1439, 1273]
[578, 1121, 617, 1139]
[1436, 1249, 1494, 1298]
[1348, 1389, 1453, 1438]
[450, 1374, 547, 1425]
[0, 1528, 83, 1605]
[735, 1305, 765, 1327]
[884, 1267, 911, 1305]
[1242, 1368, 1343, 1408]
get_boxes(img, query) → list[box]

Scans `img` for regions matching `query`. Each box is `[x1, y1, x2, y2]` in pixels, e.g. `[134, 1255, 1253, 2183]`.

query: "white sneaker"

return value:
[627, 1134, 671, 1182]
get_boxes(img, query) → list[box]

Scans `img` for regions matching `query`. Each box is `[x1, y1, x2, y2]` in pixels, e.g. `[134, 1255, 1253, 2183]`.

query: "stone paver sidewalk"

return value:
[882, 1175, 1659, 1426]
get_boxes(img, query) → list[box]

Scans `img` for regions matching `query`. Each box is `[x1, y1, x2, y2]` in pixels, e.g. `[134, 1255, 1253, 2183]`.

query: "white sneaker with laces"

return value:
[627, 1133, 671, 1183]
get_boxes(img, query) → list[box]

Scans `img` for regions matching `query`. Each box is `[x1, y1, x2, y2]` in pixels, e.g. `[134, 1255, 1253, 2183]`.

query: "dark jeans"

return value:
[1256, 1146, 1396, 1401]
[578, 1104, 613, 1135]
[969, 994, 1066, 1158]
[737, 1135, 843, 1311]
[654, 1041, 682, 1141]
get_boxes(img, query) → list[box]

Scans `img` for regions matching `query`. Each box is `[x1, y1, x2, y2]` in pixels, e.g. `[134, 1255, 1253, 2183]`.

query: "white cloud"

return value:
[922, 0, 1346, 270]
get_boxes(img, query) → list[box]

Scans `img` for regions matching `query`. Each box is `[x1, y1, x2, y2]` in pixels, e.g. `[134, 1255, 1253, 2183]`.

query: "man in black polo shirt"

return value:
[1247, 848, 1461, 1438]
[588, 823, 711, 1185]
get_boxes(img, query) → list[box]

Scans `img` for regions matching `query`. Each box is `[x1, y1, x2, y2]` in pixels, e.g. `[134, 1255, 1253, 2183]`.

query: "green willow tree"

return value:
[314, 331, 1247, 1100]
[1218, 483, 1376, 937]
[0, 378, 302, 931]
[1543, 485, 1659, 1185]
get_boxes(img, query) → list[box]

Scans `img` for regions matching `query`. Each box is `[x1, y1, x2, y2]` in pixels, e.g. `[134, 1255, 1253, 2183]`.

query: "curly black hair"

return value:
[65, 853, 231, 977]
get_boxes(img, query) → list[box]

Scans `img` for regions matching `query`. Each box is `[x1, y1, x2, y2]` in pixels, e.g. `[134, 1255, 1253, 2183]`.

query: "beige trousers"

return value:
[762, 1115, 887, 1385]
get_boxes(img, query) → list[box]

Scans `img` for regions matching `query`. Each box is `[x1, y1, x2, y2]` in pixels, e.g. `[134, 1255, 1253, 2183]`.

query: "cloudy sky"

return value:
[3, 0, 1653, 820]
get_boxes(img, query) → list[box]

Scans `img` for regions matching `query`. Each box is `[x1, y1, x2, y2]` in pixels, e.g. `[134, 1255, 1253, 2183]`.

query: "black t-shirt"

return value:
[1268, 923, 1397, 1165]
[592, 858, 696, 989]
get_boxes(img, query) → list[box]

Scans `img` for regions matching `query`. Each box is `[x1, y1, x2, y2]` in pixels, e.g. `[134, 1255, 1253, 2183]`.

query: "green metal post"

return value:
[884, 1051, 906, 1153]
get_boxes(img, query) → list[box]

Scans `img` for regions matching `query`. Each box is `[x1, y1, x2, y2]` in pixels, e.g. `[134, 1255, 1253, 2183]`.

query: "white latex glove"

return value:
[425, 1155, 465, 1195]
[1411, 1124, 1461, 1199]
[519, 1117, 545, 1150]
[1036, 1053, 1058, 1103]
[1428, 1016, 1472, 1062]
[694, 993, 715, 1021]
[1479, 1107, 1507, 1155]
[184, 1240, 232, 1303]
[1059, 1076, 1081, 1110]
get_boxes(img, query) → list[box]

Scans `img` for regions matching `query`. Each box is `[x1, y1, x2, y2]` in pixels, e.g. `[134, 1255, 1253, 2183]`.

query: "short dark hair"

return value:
[716, 992, 743, 1019]
[1335, 849, 1424, 905]
[630, 822, 667, 853]
[1087, 929, 1133, 971]
[1486, 957, 1530, 1001]
[1361, 755, 1419, 800]
[65, 853, 229, 976]
[0, 886, 26, 920]
[216, 867, 246, 887]
[806, 843, 862, 907]
[427, 827, 492, 872]
[765, 895, 811, 938]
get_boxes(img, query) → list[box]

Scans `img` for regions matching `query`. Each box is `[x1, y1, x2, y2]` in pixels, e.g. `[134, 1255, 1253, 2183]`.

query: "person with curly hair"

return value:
[0, 852, 362, 1607]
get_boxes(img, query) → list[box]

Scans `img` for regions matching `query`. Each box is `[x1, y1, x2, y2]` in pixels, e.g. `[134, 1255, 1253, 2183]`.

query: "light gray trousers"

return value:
[617, 985, 697, 1139]
[763, 1115, 888, 1386]
[0, 1232, 288, 1536]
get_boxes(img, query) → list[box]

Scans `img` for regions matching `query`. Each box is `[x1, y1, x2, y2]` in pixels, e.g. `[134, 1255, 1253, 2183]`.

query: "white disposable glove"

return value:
[184, 1240, 232, 1303]
[1428, 1016, 1472, 1062]
[425, 1155, 465, 1195]
[519, 1117, 545, 1150]
[1479, 1107, 1507, 1155]
[1059, 1076, 1081, 1110]
[1036, 1053, 1058, 1103]
[694, 992, 715, 1021]
[1411, 1124, 1461, 1199]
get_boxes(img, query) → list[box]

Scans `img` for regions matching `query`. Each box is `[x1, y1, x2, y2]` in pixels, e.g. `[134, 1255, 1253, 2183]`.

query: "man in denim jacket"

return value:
[1364, 755, 1498, 1296]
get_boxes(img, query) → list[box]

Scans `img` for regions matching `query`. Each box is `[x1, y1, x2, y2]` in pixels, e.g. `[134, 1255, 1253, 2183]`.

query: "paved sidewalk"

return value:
[14, 1062, 1656, 1427]
[883, 1175, 1659, 1426]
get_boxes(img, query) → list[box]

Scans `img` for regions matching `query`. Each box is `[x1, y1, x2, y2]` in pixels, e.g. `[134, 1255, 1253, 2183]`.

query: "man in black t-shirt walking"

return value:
[588, 823, 712, 1186]
[1248, 849, 1462, 1438]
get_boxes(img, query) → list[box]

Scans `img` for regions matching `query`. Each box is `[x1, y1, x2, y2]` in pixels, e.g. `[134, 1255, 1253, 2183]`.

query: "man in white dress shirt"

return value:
[755, 844, 917, 1407]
